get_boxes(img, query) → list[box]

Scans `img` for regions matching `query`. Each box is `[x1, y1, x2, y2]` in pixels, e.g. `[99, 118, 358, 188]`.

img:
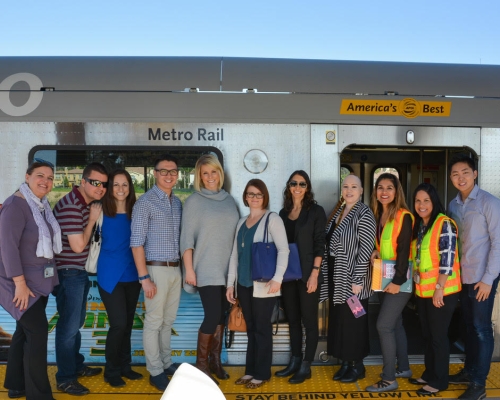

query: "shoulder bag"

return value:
[85, 211, 103, 274]
[251, 213, 302, 282]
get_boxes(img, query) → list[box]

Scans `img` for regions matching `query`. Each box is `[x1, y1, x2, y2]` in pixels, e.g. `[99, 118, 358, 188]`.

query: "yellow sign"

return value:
[340, 98, 451, 119]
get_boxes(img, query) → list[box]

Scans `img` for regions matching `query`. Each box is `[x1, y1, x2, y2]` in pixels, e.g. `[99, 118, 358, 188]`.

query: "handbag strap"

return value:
[262, 212, 274, 243]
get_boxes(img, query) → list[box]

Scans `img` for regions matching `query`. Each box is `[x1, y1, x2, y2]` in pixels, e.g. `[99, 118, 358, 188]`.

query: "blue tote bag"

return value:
[251, 213, 302, 282]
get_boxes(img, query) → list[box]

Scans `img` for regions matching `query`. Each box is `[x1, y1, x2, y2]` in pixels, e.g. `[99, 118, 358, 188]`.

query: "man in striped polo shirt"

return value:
[53, 162, 108, 396]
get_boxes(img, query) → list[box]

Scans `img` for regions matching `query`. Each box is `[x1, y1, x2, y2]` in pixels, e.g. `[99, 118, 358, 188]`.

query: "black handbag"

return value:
[270, 297, 287, 335]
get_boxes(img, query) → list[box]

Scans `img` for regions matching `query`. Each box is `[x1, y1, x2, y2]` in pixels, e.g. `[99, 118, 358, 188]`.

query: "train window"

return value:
[340, 165, 353, 182]
[373, 166, 399, 184]
[30, 147, 221, 207]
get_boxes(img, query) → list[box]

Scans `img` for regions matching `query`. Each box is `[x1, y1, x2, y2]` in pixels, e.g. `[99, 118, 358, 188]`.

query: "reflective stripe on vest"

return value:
[376, 209, 414, 260]
[411, 214, 461, 298]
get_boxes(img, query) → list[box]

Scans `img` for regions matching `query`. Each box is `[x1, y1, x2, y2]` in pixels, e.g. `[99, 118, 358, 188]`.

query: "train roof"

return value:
[1, 56, 500, 98]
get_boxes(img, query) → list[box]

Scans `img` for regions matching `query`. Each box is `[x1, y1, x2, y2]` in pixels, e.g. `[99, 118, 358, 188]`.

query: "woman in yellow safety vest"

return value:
[366, 173, 414, 393]
[408, 183, 461, 395]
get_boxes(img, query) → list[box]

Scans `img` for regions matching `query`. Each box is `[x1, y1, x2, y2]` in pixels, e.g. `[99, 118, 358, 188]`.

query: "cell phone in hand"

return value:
[346, 295, 366, 318]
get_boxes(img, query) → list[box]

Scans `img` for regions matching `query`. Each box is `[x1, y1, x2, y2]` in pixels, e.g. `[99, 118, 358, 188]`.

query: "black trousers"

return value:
[416, 292, 459, 390]
[98, 281, 142, 378]
[4, 296, 53, 400]
[237, 284, 276, 380]
[281, 279, 319, 361]
[198, 285, 228, 334]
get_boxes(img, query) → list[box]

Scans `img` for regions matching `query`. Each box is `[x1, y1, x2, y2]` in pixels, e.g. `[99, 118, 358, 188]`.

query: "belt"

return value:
[146, 261, 180, 267]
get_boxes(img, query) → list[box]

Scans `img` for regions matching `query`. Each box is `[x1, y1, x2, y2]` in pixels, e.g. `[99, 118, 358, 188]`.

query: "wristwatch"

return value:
[312, 266, 320, 271]
[435, 283, 443, 290]
[139, 274, 151, 282]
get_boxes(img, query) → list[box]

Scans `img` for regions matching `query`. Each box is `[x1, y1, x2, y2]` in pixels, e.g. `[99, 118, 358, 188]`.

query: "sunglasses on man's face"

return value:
[289, 181, 307, 188]
[84, 177, 108, 188]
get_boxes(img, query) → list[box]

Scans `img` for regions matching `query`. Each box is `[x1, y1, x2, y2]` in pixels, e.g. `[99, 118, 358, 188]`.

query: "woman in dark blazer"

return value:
[276, 170, 326, 384]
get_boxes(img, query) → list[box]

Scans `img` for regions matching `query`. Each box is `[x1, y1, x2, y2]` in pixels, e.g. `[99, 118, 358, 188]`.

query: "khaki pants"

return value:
[143, 265, 182, 376]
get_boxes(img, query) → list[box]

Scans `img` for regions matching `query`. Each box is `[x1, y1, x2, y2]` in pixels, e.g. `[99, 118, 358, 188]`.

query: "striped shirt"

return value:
[320, 202, 377, 304]
[130, 185, 182, 261]
[53, 186, 89, 270]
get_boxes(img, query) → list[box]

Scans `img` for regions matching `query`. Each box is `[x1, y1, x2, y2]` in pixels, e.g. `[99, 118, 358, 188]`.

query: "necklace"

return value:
[241, 224, 249, 248]
[242, 214, 264, 247]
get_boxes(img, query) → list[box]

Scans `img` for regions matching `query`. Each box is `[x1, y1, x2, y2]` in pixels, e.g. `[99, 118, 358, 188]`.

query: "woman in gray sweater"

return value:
[180, 154, 239, 384]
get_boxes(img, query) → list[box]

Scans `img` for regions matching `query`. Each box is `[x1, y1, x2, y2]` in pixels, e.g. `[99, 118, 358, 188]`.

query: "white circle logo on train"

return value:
[0, 73, 44, 117]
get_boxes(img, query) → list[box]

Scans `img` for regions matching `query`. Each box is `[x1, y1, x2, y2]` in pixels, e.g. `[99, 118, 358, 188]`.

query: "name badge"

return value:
[44, 261, 55, 278]
[413, 271, 420, 284]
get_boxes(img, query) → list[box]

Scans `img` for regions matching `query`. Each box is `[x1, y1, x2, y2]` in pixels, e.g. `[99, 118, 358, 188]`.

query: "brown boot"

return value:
[209, 325, 230, 380]
[196, 330, 219, 385]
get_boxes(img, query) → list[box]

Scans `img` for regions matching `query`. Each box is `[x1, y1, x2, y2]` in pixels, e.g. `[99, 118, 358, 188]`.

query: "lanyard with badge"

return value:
[44, 259, 55, 278]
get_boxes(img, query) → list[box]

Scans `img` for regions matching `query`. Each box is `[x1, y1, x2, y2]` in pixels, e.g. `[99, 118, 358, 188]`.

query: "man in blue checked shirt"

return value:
[131, 154, 182, 392]
[447, 154, 500, 400]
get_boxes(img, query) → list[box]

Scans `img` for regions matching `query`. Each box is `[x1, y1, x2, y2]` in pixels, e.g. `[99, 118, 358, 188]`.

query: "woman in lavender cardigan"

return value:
[0, 159, 62, 400]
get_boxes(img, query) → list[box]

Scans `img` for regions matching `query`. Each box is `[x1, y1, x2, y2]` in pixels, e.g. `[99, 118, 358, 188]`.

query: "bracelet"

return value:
[138, 274, 151, 281]
[312, 266, 320, 271]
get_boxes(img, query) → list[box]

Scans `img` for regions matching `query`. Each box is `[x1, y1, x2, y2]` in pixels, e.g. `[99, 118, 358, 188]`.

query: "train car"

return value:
[0, 57, 500, 374]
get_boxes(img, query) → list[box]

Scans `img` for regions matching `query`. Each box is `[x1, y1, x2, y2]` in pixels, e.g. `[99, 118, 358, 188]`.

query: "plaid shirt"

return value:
[130, 185, 182, 261]
[417, 220, 457, 275]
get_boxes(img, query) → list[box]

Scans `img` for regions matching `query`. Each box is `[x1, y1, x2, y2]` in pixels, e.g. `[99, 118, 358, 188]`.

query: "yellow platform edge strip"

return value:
[1, 364, 500, 399]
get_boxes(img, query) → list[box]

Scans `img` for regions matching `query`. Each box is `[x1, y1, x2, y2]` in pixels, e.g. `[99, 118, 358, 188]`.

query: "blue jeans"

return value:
[461, 275, 500, 386]
[52, 269, 90, 384]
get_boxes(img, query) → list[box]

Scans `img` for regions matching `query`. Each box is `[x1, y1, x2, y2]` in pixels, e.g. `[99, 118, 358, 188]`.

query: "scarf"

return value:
[18, 182, 62, 259]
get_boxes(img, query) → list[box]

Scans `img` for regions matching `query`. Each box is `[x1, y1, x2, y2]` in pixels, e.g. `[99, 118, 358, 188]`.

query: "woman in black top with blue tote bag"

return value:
[276, 170, 326, 384]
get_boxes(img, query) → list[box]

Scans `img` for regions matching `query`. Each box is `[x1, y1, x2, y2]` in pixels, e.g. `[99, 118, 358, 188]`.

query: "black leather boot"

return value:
[333, 360, 349, 380]
[275, 356, 302, 377]
[289, 361, 311, 384]
[340, 361, 366, 383]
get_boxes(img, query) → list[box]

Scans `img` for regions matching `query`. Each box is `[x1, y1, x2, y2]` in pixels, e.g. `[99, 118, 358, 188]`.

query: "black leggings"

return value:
[281, 279, 319, 361]
[198, 285, 228, 334]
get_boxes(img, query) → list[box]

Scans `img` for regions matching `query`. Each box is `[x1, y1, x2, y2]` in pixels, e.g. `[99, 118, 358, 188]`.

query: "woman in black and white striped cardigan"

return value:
[320, 174, 376, 383]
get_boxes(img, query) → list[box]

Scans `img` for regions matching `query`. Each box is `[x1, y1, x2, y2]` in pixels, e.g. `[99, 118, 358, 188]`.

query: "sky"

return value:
[2, 0, 500, 65]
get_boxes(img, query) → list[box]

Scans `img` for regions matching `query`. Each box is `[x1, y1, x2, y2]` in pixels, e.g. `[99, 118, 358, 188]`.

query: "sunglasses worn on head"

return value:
[155, 168, 179, 176]
[33, 158, 55, 169]
[84, 177, 108, 188]
[289, 181, 307, 188]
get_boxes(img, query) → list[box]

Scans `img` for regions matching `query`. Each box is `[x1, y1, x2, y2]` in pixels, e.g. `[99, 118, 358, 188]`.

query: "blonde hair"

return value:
[370, 173, 409, 222]
[193, 154, 224, 191]
[326, 174, 362, 226]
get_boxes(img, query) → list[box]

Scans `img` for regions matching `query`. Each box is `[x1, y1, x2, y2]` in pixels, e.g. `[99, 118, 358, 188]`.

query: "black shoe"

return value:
[341, 362, 366, 383]
[449, 368, 472, 385]
[7, 389, 25, 399]
[164, 362, 181, 376]
[57, 380, 90, 395]
[77, 366, 103, 377]
[275, 356, 302, 377]
[416, 387, 439, 395]
[333, 361, 349, 381]
[289, 361, 312, 384]
[458, 383, 486, 400]
[122, 369, 144, 380]
[149, 373, 169, 391]
[104, 376, 126, 387]
[409, 378, 427, 385]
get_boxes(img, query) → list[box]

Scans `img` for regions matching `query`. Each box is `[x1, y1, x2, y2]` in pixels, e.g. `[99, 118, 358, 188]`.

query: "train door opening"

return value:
[340, 144, 478, 363]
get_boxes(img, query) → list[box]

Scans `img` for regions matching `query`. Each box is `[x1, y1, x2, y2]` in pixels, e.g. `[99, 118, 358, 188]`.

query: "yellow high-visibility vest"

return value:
[411, 214, 461, 298]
